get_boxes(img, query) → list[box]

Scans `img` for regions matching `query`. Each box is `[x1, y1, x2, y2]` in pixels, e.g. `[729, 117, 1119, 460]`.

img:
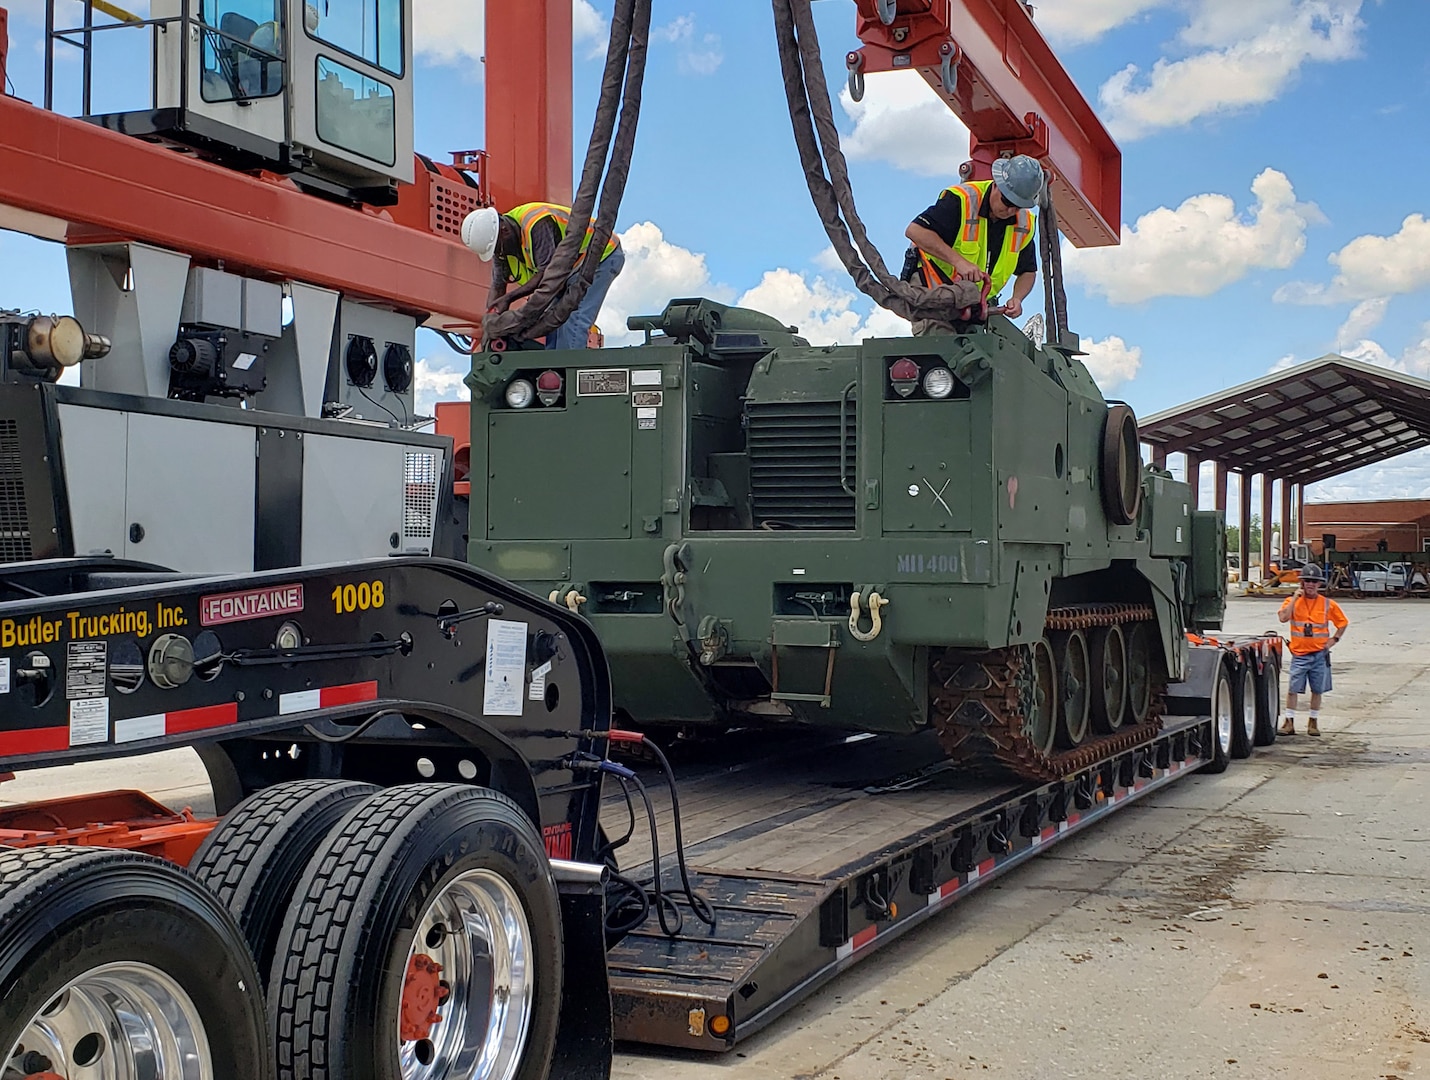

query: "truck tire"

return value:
[268, 784, 563, 1080]
[1201, 663, 1234, 774]
[1231, 663, 1256, 759]
[190, 779, 379, 984]
[0, 846, 272, 1080]
[1253, 654, 1281, 746]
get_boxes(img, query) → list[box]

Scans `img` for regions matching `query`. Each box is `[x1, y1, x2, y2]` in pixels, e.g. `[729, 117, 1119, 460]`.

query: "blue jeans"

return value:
[546, 245, 625, 350]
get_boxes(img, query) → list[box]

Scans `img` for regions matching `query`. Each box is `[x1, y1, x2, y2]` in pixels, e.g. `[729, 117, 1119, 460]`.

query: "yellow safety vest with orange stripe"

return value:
[919, 180, 1035, 299]
[1283, 594, 1335, 655]
[503, 202, 620, 286]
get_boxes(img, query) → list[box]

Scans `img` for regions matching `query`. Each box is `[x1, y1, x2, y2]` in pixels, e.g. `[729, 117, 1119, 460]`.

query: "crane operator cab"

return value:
[46, 0, 414, 204]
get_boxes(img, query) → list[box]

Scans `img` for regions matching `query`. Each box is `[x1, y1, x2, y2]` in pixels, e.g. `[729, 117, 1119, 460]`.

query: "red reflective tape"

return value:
[166, 703, 238, 735]
[1066, 812, 1081, 826]
[978, 857, 997, 876]
[320, 681, 379, 708]
[851, 925, 879, 952]
[0, 726, 70, 756]
[1041, 825, 1057, 841]
[939, 878, 960, 900]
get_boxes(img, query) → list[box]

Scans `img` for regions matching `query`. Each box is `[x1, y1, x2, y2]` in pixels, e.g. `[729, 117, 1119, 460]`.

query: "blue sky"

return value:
[3, 0, 1428, 504]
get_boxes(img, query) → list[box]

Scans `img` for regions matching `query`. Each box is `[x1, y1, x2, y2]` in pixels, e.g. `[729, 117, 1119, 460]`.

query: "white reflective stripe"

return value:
[279, 689, 322, 715]
[114, 714, 166, 743]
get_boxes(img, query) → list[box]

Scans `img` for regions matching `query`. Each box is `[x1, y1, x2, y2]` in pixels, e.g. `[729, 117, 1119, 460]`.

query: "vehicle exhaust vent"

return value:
[747, 401, 857, 530]
[0, 418, 34, 561]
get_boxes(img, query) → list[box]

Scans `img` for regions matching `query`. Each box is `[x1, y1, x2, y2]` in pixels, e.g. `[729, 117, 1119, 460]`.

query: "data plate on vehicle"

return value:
[577, 369, 630, 396]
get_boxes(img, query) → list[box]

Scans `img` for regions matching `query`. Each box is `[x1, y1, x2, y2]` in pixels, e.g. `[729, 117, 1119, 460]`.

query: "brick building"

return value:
[1302, 499, 1430, 555]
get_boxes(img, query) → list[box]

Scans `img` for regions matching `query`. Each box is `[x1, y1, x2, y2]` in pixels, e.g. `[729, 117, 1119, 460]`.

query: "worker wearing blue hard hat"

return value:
[903, 154, 1045, 330]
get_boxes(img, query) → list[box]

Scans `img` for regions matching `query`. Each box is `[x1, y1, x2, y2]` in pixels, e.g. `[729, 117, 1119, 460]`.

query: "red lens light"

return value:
[537, 370, 563, 392]
[890, 359, 919, 382]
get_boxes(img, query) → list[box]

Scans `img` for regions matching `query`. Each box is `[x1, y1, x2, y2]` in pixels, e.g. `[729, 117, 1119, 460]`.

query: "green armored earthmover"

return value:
[466, 300, 1227, 780]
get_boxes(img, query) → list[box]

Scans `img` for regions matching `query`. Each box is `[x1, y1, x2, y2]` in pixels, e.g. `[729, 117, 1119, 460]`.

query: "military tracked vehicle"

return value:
[465, 299, 1227, 780]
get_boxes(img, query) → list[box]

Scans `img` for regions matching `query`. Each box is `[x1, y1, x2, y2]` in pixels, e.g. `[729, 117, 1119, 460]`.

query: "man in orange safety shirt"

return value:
[1277, 563, 1348, 736]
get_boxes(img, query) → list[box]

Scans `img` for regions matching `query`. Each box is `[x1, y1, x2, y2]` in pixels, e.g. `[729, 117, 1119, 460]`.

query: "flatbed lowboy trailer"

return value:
[0, 548, 1282, 1076]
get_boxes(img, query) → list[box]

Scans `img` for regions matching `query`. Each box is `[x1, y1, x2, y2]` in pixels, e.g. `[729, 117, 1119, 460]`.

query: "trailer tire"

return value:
[0, 847, 272, 1079]
[1253, 655, 1281, 747]
[1202, 664, 1235, 774]
[268, 784, 562, 1080]
[1231, 663, 1256, 759]
[191, 779, 379, 984]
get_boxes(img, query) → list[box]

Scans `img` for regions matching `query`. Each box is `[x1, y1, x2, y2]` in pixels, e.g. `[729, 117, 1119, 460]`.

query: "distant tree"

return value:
[1226, 516, 1262, 555]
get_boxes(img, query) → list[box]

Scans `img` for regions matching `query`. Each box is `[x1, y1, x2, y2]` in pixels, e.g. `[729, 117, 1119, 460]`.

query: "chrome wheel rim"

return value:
[1215, 677, 1234, 756]
[4, 962, 211, 1080]
[1241, 671, 1257, 744]
[398, 868, 535, 1080]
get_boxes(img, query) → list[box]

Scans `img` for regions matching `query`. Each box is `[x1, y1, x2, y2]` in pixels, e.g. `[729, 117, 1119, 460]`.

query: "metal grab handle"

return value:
[839, 381, 857, 499]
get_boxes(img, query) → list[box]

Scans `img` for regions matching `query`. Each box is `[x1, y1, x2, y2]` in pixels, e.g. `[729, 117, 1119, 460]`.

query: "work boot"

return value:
[1278, 718, 1296, 736]
[1308, 719, 1320, 737]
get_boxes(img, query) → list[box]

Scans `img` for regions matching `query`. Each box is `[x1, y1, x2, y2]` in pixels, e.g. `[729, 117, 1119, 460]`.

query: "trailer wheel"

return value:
[1202, 664, 1235, 774]
[1052, 630, 1091, 748]
[1124, 622, 1155, 726]
[1088, 624, 1128, 734]
[1253, 654, 1281, 746]
[1231, 663, 1256, 759]
[0, 847, 272, 1080]
[190, 779, 379, 984]
[269, 784, 562, 1080]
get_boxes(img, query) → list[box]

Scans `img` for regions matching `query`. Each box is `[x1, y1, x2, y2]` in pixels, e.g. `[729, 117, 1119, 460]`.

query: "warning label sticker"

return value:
[66, 641, 107, 700]
[0, 657, 9, 695]
[576, 369, 630, 397]
[69, 697, 110, 746]
[483, 619, 529, 717]
[632, 390, 663, 407]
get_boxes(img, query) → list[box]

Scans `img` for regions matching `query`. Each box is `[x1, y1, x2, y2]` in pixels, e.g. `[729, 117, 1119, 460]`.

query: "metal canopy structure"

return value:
[1140, 355, 1430, 487]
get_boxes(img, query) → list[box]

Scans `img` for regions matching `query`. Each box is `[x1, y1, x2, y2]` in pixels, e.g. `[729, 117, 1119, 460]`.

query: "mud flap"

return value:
[549, 877, 613, 1079]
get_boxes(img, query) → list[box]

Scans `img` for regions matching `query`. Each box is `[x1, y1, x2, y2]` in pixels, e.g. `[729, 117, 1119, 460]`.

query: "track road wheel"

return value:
[1089, 624, 1128, 733]
[1023, 637, 1059, 756]
[1124, 622, 1155, 726]
[1253, 655, 1281, 747]
[190, 779, 379, 984]
[1202, 663, 1234, 775]
[1052, 630, 1091, 748]
[269, 784, 562, 1080]
[0, 847, 272, 1080]
[1231, 663, 1256, 759]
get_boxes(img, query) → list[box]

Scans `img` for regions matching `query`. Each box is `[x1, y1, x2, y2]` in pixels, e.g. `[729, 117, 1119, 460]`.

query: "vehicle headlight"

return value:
[504, 378, 535, 409]
[923, 366, 956, 399]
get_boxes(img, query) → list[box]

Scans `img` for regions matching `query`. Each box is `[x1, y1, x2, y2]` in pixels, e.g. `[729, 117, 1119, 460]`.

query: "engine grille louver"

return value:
[0, 419, 34, 561]
[746, 401, 857, 530]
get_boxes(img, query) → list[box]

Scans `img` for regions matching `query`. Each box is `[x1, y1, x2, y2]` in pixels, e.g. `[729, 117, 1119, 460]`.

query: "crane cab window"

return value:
[315, 57, 396, 165]
[304, 0, 404, 76]
[201, 0, 284, 103]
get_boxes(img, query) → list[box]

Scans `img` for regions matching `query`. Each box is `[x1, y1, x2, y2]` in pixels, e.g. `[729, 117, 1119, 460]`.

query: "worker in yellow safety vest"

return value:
[902, 155, 1044, 333]
[1276, 563, 1348, 737]
[462, 203, 625, 350]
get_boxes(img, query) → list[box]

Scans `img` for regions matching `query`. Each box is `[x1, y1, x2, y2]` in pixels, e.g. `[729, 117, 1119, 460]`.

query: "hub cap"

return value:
[398, 869, 535, 1080]
[1215, 677, 1234, 756]
[4, 963, 211, 1080]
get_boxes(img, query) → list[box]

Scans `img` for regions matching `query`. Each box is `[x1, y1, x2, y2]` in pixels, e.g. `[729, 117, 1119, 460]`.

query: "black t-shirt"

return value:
[914, 187, 1037, 277]
[491, 216, 564, 291]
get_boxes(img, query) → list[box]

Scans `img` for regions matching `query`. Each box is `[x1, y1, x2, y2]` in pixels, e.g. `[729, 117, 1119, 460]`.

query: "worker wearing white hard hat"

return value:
[461, 204, 625, 351]
[901, 154, 1045, 331]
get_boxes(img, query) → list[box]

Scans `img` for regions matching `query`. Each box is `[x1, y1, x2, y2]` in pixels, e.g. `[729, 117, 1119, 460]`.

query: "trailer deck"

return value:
[603, 713, 1220, 1051]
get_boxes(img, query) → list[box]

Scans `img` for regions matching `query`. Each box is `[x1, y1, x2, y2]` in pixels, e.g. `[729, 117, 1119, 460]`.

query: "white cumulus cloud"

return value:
[1334, 297, 1390, 350]
[737, 270, 909, 346]
[1079, 335, 1143, 391]
[1099, 0, 1364, 140]
[1276, 214, 1430, 304]
[1033, 0, 1171, 45]
[414, 358, 469, 420]
[413, 0, 607, 66]
[596, 222, 733, 345]
[1063, 168, 1315, 304]
[840, 72, 972, 178]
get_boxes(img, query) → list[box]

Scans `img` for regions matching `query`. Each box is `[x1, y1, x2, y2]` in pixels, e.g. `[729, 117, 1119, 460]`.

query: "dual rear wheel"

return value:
[0, 783, 563, 1080]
